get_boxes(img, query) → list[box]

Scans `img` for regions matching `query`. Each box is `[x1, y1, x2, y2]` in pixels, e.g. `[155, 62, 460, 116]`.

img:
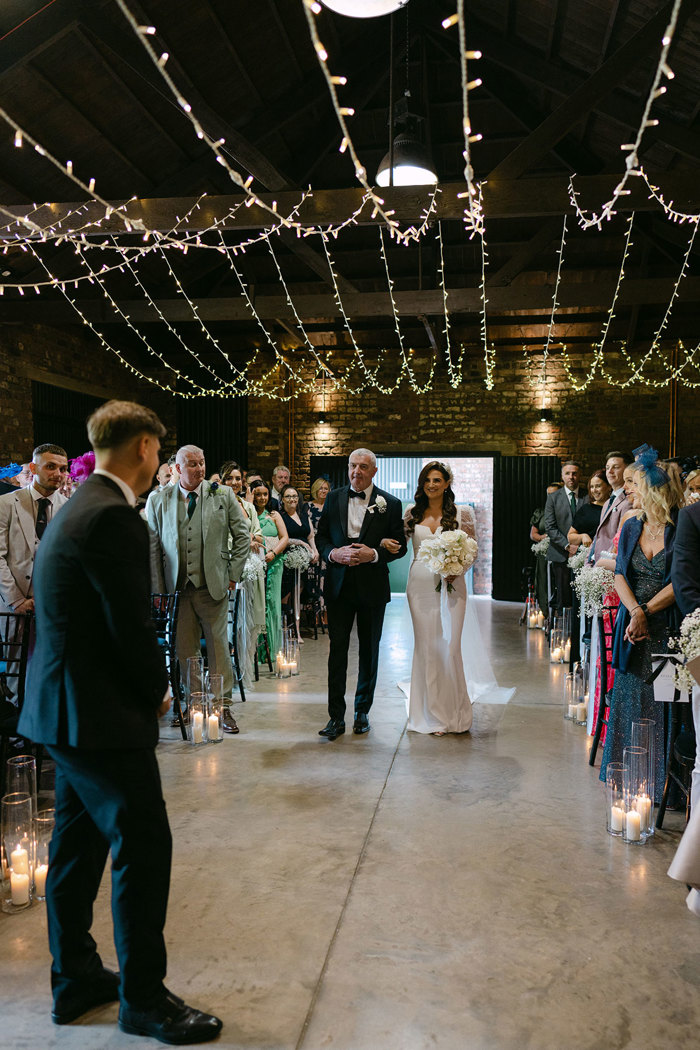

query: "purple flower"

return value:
[70, 451, 96, 484]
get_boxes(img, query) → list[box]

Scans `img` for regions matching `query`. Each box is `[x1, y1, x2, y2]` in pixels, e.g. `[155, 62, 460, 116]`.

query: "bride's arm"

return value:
[380, 506, 412, 552]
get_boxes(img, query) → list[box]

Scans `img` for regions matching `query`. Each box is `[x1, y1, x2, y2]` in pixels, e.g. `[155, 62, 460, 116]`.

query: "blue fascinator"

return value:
[632, 444, 670, 487]
[0, 462, 20, 479]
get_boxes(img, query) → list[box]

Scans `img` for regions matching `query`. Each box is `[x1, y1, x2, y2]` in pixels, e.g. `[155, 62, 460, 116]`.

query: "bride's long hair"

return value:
[406, 461, 458, 534]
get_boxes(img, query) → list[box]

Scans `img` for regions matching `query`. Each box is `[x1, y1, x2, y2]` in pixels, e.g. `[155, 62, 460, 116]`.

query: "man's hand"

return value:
[349, 543, 376, 565]
[157, 689, 172, 717]
[567, 543, 578, 557]
[331, 545, 356, 565]
[15, 598, 34, 614]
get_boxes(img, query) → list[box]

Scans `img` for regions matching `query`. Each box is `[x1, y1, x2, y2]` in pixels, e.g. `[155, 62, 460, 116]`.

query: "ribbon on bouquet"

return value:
[293, 566, 301, 638]
[440, 579, 453, 645]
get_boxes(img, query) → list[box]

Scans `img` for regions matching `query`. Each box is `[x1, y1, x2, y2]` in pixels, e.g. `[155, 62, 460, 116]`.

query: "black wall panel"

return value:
[492, 454, 561, 601]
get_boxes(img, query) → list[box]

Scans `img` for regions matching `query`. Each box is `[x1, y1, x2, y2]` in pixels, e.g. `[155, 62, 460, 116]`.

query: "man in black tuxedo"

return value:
[18, 400, 222, 1045]
[315, 447, 406, 740]
[672, 501, 700, 804]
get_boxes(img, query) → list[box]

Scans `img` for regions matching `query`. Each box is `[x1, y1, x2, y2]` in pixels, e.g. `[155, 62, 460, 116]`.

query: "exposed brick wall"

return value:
[248, 348, 695, 493]
[0, 324, 177, 461]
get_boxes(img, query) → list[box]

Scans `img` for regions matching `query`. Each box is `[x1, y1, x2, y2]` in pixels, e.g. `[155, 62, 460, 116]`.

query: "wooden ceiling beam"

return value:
[5, 275, 699, 324]
[4, 173, 696, 236]
[0, 0, 112, 76]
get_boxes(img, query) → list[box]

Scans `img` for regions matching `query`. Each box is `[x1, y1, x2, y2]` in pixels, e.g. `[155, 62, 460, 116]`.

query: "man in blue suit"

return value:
[19, 400, 222, 1044]
[315, 448, 406, 740]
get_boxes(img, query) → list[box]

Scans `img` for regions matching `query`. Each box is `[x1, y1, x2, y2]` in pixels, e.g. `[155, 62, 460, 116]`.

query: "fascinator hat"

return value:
[0, 462, 20, 479]
[632, 443, 670, 488]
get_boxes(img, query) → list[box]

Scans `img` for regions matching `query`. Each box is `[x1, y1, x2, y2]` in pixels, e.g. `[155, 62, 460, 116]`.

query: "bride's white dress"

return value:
[403, 509, 514, 734]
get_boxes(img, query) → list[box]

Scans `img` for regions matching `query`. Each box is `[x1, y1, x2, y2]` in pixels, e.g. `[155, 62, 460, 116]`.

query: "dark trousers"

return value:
[46, 744, 172, 1010]
[551, 562, 573, 610]
[326, 578, 386, 722]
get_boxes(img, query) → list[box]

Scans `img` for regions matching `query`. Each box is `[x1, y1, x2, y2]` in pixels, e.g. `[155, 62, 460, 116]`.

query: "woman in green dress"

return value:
[252, 481, 288, 661]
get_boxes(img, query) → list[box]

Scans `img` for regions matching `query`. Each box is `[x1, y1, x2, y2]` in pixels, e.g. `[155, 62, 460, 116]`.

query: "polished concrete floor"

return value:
[3, 597, 699, 1049]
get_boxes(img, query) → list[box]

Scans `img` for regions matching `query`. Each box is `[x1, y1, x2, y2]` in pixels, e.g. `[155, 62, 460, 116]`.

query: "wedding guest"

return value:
[279, 485, 319, 638]
[245, 470, 263, 503]
[147, 445, 249, 734]
[544, 461, 588, 610]
[16, 462, 33, 488]
[154, 462, 171, 489]
[589, 451, 633, 563]
[684, 469, 700, 504]
[529, 482, 562, 618]
[17, 400, 223, 1043]
[0, 463, 22, 495]
[568, 470, 611, 548]
[252, 482, 288, 659]
[0, 443, 69, 615]
[667, 495, 700, 915]
[599, 450, 684, 801]
[309, 477, 331, 615]
[269, 464, 291, 510]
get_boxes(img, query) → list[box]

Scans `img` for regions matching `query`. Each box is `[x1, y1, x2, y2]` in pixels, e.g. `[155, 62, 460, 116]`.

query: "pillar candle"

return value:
[537, 611, 545, 627]
[567, 703, 577, 719]
[551, 647, 562, 662]
[192, 710, 203, 743]
[611, 805, 625, 832]
[576, 702, 587, 722]
[635, 795, 652, 829]
[625, 810, 641, 841]
[10, 871, 30, 905]
[34, 863, 48, 896]
[207, 714, 219, 740]
[11, 846, 28, 876]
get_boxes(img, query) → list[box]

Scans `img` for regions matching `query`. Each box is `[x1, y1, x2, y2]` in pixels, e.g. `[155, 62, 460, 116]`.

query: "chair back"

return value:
[0, 612, 32, 712]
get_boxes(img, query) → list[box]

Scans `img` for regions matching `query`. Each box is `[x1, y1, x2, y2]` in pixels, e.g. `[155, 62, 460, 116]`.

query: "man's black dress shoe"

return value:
[318, 719, 345, 740]
[170, 710, 189, 728]
[222, 708, 239, 734]
[119, 990, 222, 1045]
[353, 713, 370, 734]
[52, 968, 120, 1025]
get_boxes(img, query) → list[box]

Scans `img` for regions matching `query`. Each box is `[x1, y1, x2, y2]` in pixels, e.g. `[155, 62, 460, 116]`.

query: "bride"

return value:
[386, 462, 512, 735]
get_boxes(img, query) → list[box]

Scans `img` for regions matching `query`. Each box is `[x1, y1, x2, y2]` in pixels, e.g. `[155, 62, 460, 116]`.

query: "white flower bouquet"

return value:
[573, 564, 616, 616]
[416, 528, 478, 593]
[567, 545, 589, 571]
[531, 536, 550, 557]
[284, 544, 311, 571]
[241, 554, 265, 584]
[670, 608, 700, 692]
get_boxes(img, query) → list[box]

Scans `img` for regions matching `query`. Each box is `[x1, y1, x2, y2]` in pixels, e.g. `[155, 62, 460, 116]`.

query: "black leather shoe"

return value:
[318, 719, 345, 740]
[222, 708, 239, 734]
[353, 713, 370, 734]
[170, 710, 189, 728]
[52, 968, 120, 1025]
[119, 990, 222, 1045]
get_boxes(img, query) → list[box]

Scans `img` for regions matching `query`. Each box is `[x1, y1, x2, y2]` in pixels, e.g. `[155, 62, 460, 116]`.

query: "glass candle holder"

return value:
[525, 591, 538, 630]
[206, 672, 224, 743]
[623, 746, 650, 845]
[285, 636, 300, 676]
[563, 672, 575, 719]
[188, 692, 207, 745]
[187, 655, 205, 699]
[605, 763, 625, 836]
[1, 792, 33, 913]
[6, 755, 37, 821]
[631, 719, 655, 836]
[537, 608, 546, 629]
[550, 616, 565, 664]
[33, 808, 55, 901]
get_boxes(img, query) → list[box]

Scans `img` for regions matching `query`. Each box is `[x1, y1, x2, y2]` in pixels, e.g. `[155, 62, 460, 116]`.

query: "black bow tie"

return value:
[349, 489, 366, 500]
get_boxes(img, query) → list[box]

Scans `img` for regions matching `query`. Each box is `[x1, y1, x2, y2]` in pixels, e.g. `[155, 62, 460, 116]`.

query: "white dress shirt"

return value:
[93, 468, 137, 507]
[347, 483, 374, 539]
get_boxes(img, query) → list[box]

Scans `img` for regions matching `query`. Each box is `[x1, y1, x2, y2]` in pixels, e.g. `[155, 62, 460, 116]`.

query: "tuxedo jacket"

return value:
[0, 485, 68, 610]
[316, 485, 407, 606]
[147, 480, 249, 601]
[18, 474, 168, 749]
[672, 502, 700, 617]
[591, 491, 631, 564]
[544, 486, 589, 563]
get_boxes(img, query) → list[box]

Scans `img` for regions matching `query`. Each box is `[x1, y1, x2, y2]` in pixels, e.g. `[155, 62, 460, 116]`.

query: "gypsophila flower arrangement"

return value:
[567, 545, 589, 571]
[240, 554, 265, 584]
[573, 564, 616, 616]
[367, 494, 387, 514]
[531, 536, 550, 557]
[669, 608, 700, 693]
[284, 544, 311, 571]
[416, 529, 478, 593]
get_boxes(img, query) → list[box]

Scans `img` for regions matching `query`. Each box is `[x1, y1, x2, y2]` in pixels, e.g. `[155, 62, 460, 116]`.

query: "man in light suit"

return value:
[315, 448, 407, 740]
[147, 444, 249, 733]
[544, 460, 588, 610]
[0, 443, 69, 614]
[589, 451, 633, 564]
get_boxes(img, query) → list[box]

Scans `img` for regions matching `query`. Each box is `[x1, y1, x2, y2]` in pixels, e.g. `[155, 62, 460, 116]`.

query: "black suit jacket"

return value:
[672, 502, 700, 617]
[18, 474, 168, 749]
[316, 485, 407, 605]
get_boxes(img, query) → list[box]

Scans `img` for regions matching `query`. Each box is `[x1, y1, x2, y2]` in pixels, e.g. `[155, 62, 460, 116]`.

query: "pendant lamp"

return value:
[320, 1, 409, 17]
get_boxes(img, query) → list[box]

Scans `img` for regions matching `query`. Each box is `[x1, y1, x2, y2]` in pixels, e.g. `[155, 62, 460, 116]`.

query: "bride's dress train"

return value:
[401, 512, 514, 734]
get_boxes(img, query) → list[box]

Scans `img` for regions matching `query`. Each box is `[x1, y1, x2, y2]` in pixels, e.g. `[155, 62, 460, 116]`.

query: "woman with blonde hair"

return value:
[599, 447, 684, 800]
[684, 468, 700, 505]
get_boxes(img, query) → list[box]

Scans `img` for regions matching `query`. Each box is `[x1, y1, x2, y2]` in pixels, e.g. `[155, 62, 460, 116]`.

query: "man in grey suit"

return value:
[147, 444, 249, 733]
[544, 460, 588, 610]
[0, 443, 69, 614]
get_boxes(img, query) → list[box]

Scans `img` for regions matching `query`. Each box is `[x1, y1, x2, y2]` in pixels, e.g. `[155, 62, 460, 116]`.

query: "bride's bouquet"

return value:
[416, 529, 478, 592]
[669, 608, 700, 692]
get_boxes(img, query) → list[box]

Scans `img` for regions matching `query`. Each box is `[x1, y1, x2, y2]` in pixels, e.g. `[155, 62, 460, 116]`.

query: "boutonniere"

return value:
[208, 482, 219, 495]
[367, 495, 387, 515]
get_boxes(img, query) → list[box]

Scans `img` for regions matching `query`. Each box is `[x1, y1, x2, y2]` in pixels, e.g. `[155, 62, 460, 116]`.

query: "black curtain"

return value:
[309, 455, 348, 491]
[32, 382, 105, 459]
[176, 395, 248, 476]
[492, 453, 561, 601]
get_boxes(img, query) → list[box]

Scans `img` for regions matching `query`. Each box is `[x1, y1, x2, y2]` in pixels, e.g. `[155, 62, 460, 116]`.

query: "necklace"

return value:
[644, 520, 664, 540]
